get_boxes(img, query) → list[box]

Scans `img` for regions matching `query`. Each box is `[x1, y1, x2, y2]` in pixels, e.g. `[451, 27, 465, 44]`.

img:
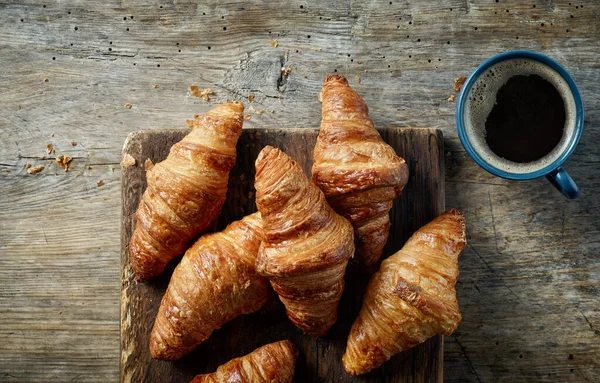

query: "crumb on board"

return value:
[51, 132, 54, 137]
[97, 180, 104, 187]
[281, 67, 292, 77]
[5, 170, 10, 173]
[153, 84, 159, 89]
[25, 163, 32, 169]
[454, 75, 467, 93]
[27, 165, 44, 174]
[257, 109, 265, 116]
[41, 156, 46, 160]
[303, 75, 307, 79]
[448, 94, 456, 102]
[71, 141, 77, 146]
[18, 105, 22, 110]
[46, 143, 55, 155]
[120, 153, 136, 168]
[44, 78, 49, 83]
[55, 155, 72, 172]
[356, 60, 362, 64]
[144, 158, 154, 171]
[248, 94, 255, 102]
[244, 114, 252, 120]
[355, 76, 361, 84]
[268, 39, 278, 48]
[125, 103, 132, 109]
[88, 166, 92, 170]
[189, 85, 214, 101]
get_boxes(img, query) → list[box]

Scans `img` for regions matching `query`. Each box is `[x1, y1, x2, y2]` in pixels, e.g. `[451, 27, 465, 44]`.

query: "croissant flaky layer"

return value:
[129, 101, 244, 281]
[343, 209, 466, 375]
[191, 340, 298, 383]
[150, 212, 270, 360]
[312, 75, 409, 267]
[255, 146, 354, 336]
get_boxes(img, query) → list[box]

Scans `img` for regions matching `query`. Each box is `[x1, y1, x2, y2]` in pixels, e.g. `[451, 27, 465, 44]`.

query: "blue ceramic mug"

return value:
[456, 50, 583, 199]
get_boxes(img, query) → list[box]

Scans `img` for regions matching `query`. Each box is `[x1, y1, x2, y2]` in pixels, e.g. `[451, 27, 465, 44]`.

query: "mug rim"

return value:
[456, 50, 584, 180]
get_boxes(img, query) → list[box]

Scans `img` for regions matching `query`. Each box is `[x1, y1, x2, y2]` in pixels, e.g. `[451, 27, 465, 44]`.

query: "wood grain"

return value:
[1, 0, 599, 382]
[120, 127, 444, 383]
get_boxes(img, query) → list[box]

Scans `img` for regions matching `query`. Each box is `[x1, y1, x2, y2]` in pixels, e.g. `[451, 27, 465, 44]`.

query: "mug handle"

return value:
[546, 167, 580, 199]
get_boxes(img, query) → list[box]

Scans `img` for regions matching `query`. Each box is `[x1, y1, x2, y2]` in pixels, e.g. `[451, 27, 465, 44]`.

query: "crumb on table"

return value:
[97, 180, 104, 187]
[55, 155, 72, 172]
[281, 67, 292, 77]
[71, 141, 77, 147]
[268, 39, 278, 48]
[448, 94, 456, 102]
[454, 75, 467, 93]
[27, 165, 44, 174]
[248, 94, 255, 102]
[189, 86, 214, 101]
[125, 103, 132, 109]
[46, 143, 55, 155]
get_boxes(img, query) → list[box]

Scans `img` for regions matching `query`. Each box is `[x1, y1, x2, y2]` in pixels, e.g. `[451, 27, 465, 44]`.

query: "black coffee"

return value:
[485, 74, 565, 163]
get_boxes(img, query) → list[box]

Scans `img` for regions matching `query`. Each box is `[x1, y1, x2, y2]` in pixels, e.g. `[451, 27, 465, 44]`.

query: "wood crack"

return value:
[579, 310, 600, 336]
[454, 338, 483, 383]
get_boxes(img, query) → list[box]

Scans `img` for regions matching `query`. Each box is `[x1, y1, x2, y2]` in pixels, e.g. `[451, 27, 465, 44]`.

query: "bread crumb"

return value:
[120, 153, 136, 168]
[281, 67, 292, 77]
[51, 132, 54, 137]
[355, 76, 361, 84]
[46, 143, 55, 155]
[18, 105, 22, 110]
[153, 84, 159, 89]
[193, 114, 200, 119]
[44, 78, 49, 83]
[189, 85, 214, 101]
[448, 95, 456, 102]
[356, 60, 362, 64]
[27, 165, 44, 174]
[125, 103, 132, 109]
[303, 75, 307, 79]
[5, 170, 10, 173]
[25, 163, 32, 169]
[284, 49, 289, 61]
[33, 156, 39, 159]
[144, 158, 154, 171]
[71, 141, 77, 146]
[244, 114, 252, 120]
[88, 166, 92, 170]
[268, 39, 278, 48]
[55, 155, 72, 172]
[110, 166, 115, 173]
[41, 156, 46, 160]
[453, 75, 467, 93]
[257, 109, 265, 116]
[97, 180, 105, 187]
[248, 94, 255, 102]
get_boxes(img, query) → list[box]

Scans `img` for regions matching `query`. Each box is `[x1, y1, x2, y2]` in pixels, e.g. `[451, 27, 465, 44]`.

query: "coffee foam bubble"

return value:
[464, 58, 576, 174]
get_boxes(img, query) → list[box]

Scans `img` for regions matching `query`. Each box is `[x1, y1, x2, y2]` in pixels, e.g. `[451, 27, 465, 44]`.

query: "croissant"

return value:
[129, 101, 244, 281]
[190, 340, 298, 383]
[342, 209, 466, 375]
[150, 212, 270, 360]
[312, 75, 409, 267]
[254, 146, 354, 336]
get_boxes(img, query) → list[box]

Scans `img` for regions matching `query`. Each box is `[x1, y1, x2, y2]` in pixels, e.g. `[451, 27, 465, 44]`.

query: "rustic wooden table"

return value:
[1, 1, 598, 382]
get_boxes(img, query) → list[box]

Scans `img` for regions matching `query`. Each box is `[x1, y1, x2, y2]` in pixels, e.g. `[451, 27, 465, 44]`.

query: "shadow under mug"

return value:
[456, 50, 584, 199]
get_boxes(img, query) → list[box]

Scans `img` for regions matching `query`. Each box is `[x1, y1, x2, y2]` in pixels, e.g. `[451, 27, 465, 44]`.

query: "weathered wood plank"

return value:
[0, 0, 599, 382]
[120, 127, 445, 382]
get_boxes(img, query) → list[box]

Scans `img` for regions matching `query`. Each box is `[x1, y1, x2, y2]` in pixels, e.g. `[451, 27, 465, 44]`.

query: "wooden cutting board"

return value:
[121, 127, 444, 383]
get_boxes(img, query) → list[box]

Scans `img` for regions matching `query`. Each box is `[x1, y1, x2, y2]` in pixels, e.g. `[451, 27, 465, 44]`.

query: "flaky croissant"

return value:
[129, 101, 244, 281]
[312, 75, 409, 267]
[150, 212, 270, 360]
[343, 209, 466, 375]
[190, 340, 298, 383]
[255, 146, 354, 336]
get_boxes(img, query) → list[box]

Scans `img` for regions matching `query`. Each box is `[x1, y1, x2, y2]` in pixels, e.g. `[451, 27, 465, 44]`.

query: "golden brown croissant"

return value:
[343, 209, 466, 375]
[312, 75, 409, 267]
[190, 340, 298, 383]
[150, 212, 270, 360]
[129, 101, 244, 281]
[254, 146, 354, 336]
